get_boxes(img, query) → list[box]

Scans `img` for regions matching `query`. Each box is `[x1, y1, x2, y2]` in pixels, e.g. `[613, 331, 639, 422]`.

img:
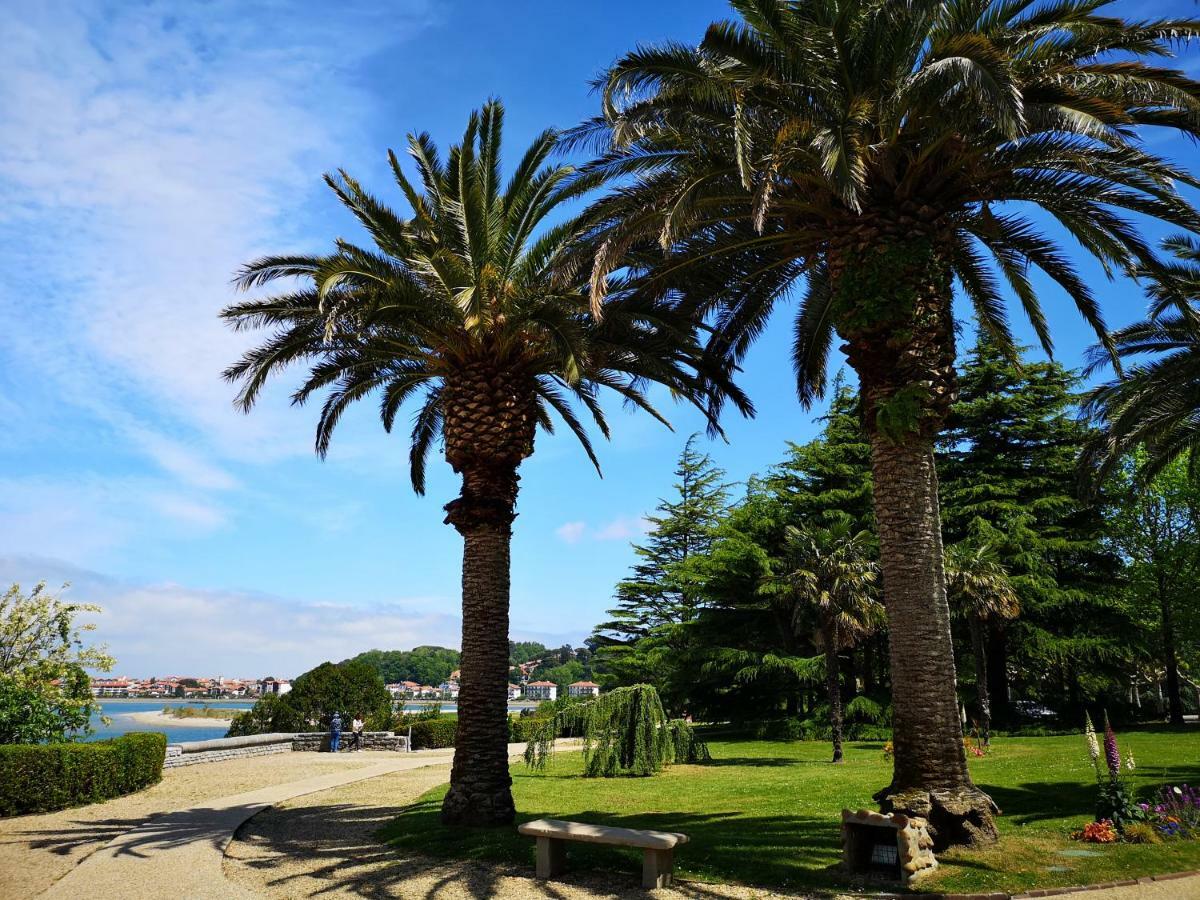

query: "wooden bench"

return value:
[517, 817, 690, 889]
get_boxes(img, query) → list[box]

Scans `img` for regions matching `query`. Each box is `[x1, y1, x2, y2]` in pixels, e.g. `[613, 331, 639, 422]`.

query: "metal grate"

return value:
[870, 842, 899, 868]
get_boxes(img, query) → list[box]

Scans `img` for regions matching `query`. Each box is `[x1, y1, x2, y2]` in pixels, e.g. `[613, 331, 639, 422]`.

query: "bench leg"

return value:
[642, 848, 674, 889]
[535, 837, 567, 878]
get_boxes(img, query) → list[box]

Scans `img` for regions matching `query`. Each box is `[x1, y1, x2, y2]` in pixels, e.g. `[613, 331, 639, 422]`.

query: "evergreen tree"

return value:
[939, 335, 1126, 725]
[768, 375, 874, 535]
[591, 436, 729, 710]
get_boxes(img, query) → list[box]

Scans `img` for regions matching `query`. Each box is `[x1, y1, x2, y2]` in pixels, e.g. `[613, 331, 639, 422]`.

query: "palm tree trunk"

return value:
[869, 435, 998, 846]
[833, 232, 997, 848]
[440, 466, 521, 827]
[969, 617, 991, 745]
[825, 625, 844, 764]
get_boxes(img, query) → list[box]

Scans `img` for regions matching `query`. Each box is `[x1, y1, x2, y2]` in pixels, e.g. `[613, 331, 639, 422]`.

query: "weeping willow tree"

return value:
[524, 684, 709, 777]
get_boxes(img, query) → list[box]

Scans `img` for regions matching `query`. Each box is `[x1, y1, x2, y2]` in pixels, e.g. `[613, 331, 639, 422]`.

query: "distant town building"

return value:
[524, 680, 557, 702]
[567, 681, 601, 698]
[91, 677, 132, 697]
[507, 683, 523, 701]
[258, 677, 292, 696]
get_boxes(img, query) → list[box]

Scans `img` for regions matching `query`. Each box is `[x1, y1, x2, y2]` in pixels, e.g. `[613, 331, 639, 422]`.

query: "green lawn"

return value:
[379, 728, 1200, 894]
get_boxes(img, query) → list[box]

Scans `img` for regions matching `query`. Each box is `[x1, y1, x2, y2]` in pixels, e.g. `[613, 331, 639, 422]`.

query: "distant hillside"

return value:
[344, 646, 459, 685]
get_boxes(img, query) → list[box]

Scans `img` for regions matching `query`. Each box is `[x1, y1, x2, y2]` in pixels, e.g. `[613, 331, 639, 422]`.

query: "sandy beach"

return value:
[123, 710, 234, 728]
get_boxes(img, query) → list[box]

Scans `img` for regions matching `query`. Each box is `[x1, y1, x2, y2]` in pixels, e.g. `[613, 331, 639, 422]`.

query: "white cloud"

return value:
[554, 516, 650, 544]
[0, 555, 458, 676]
[555, 521, 587, 544]
[0, 0, 437, 473]
[593, 516, 650, 542]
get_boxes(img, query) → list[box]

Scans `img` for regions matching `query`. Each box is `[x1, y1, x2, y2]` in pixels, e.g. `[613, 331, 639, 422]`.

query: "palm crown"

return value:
[1083, 236, 1200, 483]
[222, 101, 746, 515]
[576, 0, 1200, 409]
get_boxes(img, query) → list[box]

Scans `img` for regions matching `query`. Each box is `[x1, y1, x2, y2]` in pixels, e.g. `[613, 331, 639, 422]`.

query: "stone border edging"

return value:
[865, 867, 1200, 899]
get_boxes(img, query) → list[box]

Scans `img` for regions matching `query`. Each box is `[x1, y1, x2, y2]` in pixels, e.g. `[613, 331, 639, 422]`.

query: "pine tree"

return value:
[591, 435, 729, 710]
[768, 374, 874, 534]
[939, 335, 1126, 726]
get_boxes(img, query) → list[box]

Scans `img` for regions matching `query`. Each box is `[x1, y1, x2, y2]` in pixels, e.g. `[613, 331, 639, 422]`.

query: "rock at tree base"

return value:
[842, 808, 937, 885]
[877, 785, 999, 850]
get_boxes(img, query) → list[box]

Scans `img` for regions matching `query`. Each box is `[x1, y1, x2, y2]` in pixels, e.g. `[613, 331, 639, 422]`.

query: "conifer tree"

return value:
[939, 335, 1125, 725]
[591, 436, 729, 710]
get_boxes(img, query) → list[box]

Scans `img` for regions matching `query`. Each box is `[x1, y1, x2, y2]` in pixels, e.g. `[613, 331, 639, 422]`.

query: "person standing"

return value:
[350, 713, 365, 751]
[329, 711, 343, 752]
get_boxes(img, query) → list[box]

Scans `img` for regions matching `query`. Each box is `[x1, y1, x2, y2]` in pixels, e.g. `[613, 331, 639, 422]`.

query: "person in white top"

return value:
[350, 714, 365, 751]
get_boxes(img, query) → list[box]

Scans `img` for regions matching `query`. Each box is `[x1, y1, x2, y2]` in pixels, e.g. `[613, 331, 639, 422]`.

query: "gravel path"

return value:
[0, 752, 383, 899]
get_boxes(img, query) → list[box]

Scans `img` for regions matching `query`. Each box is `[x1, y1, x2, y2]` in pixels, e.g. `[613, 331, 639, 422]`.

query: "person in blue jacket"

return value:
[329, 711, 343, 752]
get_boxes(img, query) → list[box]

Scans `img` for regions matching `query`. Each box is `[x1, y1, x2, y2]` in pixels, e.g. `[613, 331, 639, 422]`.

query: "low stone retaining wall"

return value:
[164, 732, 298, 767]
[291, 731, 408, 752]
[163, 730, 410, 767]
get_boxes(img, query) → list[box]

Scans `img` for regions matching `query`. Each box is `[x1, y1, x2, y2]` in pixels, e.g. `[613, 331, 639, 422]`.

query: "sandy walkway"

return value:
[0, 752, 380, 899]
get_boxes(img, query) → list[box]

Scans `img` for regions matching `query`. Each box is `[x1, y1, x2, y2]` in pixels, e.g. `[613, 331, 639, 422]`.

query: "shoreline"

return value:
[123, 710, 234, 728]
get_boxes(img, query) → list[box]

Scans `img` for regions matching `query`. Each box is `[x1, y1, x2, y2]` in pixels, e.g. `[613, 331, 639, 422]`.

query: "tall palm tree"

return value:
[573, 0, 1200, 845]
[221, 101, 747, 827]
[1083, 236, 1200, 484]
[770, 518, 881, 763]
[944, 541, 1019, 746]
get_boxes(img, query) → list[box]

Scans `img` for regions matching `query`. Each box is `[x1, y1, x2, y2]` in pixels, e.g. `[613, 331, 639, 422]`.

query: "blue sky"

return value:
[0, 0, 1194, 676]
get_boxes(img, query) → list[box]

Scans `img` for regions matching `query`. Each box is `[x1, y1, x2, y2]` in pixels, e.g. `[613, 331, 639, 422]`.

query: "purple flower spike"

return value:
[1102, 713, 1120, 778]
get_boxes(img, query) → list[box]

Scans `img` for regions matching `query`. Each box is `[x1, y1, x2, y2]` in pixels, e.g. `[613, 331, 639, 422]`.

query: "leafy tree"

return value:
[0, 582, 113, 744]
[508, 641, 547, 666]
[1104, 453, 1200, 725]
[940, 335, 1125, 725]
[591, 436, 729, 705]
[944, 540, 1019, 745]
[346, 647, 459, 686]
[766, 519, 881, 762]
[220, 102, 743, 826]
[227, 659, 391, 736]
[576, 0, 1200, 845]
[1083, 236, 1200, 483]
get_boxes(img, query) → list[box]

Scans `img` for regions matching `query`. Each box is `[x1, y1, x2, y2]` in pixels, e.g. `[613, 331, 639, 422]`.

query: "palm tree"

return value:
[574, 0, 1200, 845]
[1082, 236, 1200, 484]
[769, 518, 881, 763]
[220, 101, 747, 827]
[944, 541, 1019, 746]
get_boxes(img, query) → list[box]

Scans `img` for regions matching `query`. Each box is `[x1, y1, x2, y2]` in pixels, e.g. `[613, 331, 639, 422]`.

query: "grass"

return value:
[161, 705, 232, 719]
[378, 727, 1200, 895]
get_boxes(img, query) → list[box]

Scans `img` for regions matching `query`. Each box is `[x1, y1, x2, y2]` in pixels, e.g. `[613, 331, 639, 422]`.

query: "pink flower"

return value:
[1103, 713, 1120, 779]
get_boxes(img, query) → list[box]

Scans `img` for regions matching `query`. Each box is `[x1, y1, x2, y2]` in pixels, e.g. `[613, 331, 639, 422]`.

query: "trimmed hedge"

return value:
[407, 717, 458, 749]
[0, 732, 167, 817]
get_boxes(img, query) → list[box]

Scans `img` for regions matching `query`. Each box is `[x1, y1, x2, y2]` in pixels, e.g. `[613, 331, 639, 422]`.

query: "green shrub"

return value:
[0, 732, 167, 816]
[753, 718, 808, 741]
[509, 716, 552, 743]
[1122, 822, 1162, 844]
[407, 716, 458, 749]
[668, 719, 711, 763]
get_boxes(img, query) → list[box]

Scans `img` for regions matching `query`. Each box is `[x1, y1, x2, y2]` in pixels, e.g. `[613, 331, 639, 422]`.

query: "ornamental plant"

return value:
[1078, 820, 1117, 844]
[1084, 711, 1138, 832]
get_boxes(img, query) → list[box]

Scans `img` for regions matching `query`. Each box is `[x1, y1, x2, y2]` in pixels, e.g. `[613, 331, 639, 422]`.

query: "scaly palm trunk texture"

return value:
[869, 435, 998, 846]
[834, 229, 997, 848]
[441, 518, 517, 826]
[439, 364, 536, 827]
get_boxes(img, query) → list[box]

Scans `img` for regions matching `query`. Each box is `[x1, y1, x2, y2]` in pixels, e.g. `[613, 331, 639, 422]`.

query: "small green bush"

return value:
[753, 718, 808, 741]
[509, 716, 552, 743]
[407, 716, 458, 749]
[0, 732, 167, 816]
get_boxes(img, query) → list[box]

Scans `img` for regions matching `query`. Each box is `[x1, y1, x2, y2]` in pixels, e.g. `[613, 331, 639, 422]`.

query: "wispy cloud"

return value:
[555, 521, 587, 544]
[0, 555, 458, 676]
[0, 0, 437, 471]
[554, 516, 650, 544]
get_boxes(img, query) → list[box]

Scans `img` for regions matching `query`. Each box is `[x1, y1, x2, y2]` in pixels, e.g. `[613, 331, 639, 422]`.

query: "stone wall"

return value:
[291, 731, 408, 752]
[164, 732, 298, 768]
